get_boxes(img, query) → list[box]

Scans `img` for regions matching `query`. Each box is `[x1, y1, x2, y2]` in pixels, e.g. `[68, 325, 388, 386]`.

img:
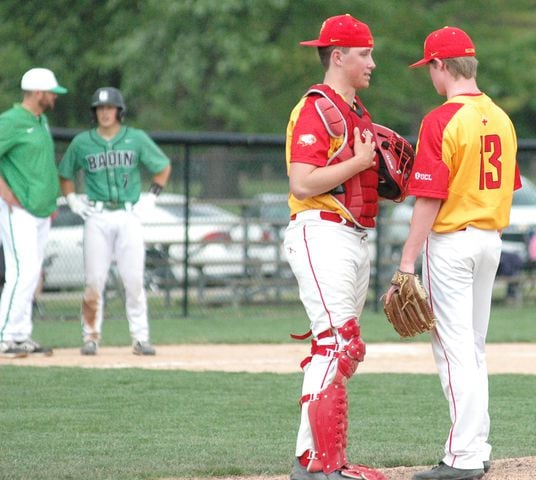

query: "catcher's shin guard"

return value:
[300, 320, 366, 474]
[307, 382, 349, 474]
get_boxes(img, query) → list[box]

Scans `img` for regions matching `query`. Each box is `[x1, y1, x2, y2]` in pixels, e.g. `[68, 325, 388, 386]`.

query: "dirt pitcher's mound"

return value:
[382, 457, 536, 480]
[2, 342, 536, 374]
[169, 456, 536, 479]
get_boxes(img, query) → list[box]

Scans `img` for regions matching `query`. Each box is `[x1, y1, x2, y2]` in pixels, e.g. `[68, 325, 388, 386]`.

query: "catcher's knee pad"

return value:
[336, 319, 366, 380]
[306, 381, 349, 474]
[296, 319, 366, 378]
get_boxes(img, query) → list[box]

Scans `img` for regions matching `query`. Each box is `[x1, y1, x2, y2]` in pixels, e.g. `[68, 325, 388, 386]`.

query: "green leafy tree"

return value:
[0, 0, 533, 138]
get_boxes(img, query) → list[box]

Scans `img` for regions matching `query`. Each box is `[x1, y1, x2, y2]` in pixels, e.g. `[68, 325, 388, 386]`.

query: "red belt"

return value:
[290, 211, 357, 228]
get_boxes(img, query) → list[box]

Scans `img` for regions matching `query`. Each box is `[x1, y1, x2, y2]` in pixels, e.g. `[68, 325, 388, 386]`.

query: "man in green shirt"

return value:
[0, 68, 67, 358]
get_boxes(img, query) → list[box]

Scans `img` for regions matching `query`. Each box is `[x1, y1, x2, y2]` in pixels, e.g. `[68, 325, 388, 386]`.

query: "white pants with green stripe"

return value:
[0, 200, 50, 342]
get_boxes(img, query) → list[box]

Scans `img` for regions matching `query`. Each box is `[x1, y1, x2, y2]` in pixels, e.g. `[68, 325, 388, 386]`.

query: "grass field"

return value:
[1, 303, 535, 479]
[30, 302, 536, 348]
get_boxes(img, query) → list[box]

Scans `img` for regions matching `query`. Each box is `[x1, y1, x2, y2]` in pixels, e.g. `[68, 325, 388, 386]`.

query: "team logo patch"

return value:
[297, 134, 317, 146]
[415, 172, 432, 181]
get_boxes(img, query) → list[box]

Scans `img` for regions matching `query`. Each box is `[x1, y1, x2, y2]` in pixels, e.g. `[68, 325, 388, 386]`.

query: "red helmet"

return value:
[373, 123, 415, 202]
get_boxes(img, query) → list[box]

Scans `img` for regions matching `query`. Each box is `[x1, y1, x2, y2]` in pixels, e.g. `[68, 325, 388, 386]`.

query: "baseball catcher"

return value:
[383, 270, 436, 337]
[286, 13, 390, 480]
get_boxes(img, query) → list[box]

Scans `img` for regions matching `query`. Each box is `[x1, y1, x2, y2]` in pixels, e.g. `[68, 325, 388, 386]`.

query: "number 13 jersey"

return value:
[408, 93, 521, 233]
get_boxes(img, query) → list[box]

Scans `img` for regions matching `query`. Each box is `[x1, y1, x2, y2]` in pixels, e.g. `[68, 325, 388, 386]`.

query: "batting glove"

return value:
[66, 193, 96, 220]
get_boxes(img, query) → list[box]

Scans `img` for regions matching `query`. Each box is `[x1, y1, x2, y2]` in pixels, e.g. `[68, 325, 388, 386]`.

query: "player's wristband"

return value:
[149, 182, 164, 196]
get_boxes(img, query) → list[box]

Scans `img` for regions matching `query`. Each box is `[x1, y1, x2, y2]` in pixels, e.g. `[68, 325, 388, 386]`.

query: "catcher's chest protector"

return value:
[306, 85, 379, 228]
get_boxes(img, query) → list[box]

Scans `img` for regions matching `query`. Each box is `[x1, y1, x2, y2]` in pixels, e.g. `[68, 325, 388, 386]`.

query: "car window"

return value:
[513, 178, 536, 206]
[150, 203, 238, 225]
[248, 194, 289, 223]
[259, 203, 290, 222]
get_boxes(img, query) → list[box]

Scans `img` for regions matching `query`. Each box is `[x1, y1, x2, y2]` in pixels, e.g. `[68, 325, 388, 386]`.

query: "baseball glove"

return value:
[383, 270, 436, 337]
[373, 123, 415, 203]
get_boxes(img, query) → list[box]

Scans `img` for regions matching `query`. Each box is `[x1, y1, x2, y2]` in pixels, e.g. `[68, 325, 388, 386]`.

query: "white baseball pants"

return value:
[0, 200, 50, 342]
[82, 209, 149, 343]
[284, 211, 371, 457]
[423, 226, 501, 470]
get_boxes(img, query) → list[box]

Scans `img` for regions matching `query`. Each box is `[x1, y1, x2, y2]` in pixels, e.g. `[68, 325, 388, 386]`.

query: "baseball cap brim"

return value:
[50, 86, 68, 94]
[300, 40, 330, 47]
[409, 58, 429, 69]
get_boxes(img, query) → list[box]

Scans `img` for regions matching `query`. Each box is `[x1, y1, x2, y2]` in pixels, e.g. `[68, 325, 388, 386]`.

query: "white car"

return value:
[501, 175, 536, 261]
[43, 204, 85, 290]
[43, 194, 247, 291]
[241, 193, 293, 277]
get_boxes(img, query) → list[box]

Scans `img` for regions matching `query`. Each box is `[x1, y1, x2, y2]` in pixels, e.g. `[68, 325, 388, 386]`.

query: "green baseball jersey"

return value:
[59, 126, 170, 203]
[0, 104, 60, 217]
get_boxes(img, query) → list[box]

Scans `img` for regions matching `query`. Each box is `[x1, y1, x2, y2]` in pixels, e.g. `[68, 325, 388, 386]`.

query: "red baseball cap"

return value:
[300, 14, 374, 48]
[409, 26, 476, 68]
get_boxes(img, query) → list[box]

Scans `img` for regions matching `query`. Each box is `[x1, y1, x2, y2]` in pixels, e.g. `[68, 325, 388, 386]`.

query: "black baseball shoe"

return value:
[81, 340, 98, 355]
[412, 462, 484, 480]
[290, 458, 386, 480]
[132, 340, 156, 356]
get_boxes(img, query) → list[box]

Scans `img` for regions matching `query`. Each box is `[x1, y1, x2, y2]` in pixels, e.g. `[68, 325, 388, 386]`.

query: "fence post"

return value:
[182, 145, 191, 317]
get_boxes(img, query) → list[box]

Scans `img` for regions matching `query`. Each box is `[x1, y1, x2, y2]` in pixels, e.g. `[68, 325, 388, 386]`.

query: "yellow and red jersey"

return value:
[408, 93, 521, 232]
[286, 85, 378, 227]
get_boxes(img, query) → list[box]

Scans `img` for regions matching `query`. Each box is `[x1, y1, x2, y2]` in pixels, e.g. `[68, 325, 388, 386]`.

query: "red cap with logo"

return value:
[300, 14, 374, 48]
[409, 26, 476, 68]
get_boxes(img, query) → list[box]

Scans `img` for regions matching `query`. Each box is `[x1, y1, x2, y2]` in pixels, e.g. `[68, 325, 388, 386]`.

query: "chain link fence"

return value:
[25, 130, 536, 320]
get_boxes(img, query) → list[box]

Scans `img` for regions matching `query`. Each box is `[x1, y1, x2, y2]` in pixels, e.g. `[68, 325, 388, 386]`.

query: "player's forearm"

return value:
[399, 197, 441, 273]
[60, 178, 76, 196]
[289, 159, 370, 200]
[151, 165, 171, 189]
[0, 175, 8, 195]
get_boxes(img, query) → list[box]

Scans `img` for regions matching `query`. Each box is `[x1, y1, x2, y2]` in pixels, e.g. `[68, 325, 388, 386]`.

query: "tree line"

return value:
[0, 0, 534, 137]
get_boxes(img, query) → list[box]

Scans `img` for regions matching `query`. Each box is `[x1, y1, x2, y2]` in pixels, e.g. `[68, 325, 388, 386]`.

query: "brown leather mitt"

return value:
[383, 270, 436, 337]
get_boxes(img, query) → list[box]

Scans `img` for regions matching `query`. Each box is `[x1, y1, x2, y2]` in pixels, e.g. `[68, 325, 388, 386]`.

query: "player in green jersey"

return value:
[59, 87, 171, 356]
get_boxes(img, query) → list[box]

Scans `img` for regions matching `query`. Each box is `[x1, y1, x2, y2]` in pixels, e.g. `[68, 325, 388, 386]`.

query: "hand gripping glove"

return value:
[383, 270, 436, 337]
[66, 193, 96, 220]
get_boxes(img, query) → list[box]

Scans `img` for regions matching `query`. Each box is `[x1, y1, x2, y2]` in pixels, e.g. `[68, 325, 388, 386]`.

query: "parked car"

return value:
[242, 193, 292, 277]
[43, 194, 247, 291]
[43, 204, 86, 290]
[501, 175, 536, 261]
[244, 193, 290, 235]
